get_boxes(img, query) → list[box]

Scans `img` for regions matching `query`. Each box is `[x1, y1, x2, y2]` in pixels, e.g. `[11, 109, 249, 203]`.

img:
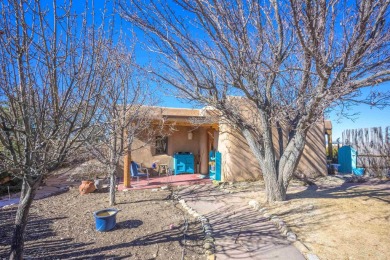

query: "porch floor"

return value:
[117, 173, 212, 190]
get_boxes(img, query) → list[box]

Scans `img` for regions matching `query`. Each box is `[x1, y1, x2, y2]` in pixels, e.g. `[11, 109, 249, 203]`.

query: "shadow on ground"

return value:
[289, 179, 390, 204]
[0, 207, 120, 259]
[178, 184, 305, 260]
[0, 198, 203, 259]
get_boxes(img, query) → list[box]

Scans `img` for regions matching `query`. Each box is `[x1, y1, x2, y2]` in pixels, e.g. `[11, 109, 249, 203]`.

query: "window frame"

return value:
[155, 136, 168, 154]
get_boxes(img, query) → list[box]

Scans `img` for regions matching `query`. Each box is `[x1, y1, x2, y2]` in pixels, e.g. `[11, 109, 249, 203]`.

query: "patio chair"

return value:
[130, 161, 150, 184]
[165, 167, 173, 184]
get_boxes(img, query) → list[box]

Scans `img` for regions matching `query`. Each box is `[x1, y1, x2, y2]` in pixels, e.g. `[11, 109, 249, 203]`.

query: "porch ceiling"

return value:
[152, 117, 219, 130]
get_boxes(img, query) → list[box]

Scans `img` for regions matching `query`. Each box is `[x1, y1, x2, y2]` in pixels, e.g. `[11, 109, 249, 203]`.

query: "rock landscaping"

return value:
[173, 192, 216, 259]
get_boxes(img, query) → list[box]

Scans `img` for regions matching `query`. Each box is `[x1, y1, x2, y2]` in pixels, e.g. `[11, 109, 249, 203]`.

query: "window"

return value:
[155, 136, 168, 154]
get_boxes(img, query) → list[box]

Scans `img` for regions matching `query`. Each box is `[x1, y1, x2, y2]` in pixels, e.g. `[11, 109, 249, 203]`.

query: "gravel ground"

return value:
[214, 176, 390, 260]
[253, 176, 390, 260]
[4, 172, 387, 260]
[0, 187, 204, 259]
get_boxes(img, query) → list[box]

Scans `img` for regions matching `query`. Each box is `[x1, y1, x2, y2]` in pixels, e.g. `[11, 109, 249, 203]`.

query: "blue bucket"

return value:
[93, 208, 119, 232]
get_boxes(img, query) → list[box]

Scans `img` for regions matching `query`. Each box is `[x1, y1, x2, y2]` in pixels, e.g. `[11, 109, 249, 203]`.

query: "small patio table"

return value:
[158, 164, 169, 176]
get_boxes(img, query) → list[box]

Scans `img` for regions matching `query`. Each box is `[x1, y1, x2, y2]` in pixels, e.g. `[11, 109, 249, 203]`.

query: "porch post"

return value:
[123, 150, 131, 188]
[327, 129, 333, 160]
[199, 128, 209, 174]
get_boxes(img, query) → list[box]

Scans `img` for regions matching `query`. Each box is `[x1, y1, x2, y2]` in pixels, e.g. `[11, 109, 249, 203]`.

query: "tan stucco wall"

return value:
[218, 124, 263, 181]
[131, 125, 204, 171]
[128, 105, 328, 181]
[296, 123, 327, 177]
[218, 122, 327, 182]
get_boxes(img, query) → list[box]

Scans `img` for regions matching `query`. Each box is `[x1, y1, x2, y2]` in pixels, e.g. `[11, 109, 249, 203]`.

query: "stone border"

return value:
[172, 192, 216, 260]
[248, 200, 320, 260]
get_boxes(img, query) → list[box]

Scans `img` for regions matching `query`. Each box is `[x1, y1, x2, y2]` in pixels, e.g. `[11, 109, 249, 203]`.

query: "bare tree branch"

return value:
[119, 0, 390, 203]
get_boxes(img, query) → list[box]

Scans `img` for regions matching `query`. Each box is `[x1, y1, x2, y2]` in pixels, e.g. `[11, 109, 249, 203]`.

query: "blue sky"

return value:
[327, 97, 390, 141]
[132, 1, 390, 143]
[37, 0, 390, 142]
[159, 87, 390, 142]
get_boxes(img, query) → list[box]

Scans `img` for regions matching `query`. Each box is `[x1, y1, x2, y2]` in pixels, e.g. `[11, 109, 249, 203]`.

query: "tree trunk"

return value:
[262, 159, 285, 202]
[242, 128, 285, 203]
[278, 131, 307, 194]
[243, 127, 307, 203]
[109, 169, 116, 206]
[9, 177, 41, 260]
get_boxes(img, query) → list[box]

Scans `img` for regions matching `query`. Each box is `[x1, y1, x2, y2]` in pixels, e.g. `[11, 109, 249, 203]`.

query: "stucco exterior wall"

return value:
[218, 124, 263, 181]
[296, 123, 327, 177]
[131, 125, 203, 171]
[218, 122, 327, 181]
[127, 106, 328, 181]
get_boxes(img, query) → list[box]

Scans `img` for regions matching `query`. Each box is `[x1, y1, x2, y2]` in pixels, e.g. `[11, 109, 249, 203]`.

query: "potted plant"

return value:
[79, 180, 96, 195]
[78, 163, 98, 195]
[209, 161, 216, 172]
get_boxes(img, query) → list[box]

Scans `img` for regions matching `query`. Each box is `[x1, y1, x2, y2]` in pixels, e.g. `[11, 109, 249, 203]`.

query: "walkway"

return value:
[178, 184, 305, 260]
[0, 175, 74, 208]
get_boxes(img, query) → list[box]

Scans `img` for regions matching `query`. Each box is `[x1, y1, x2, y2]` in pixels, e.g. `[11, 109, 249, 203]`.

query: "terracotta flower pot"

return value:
[79, 180, 96, 195]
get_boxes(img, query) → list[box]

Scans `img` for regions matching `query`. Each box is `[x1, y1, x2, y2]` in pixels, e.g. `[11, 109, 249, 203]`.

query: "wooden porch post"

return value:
[199, 128, 209, 174]
[123, 150, 131, 188]
[327, 130, 333, 160]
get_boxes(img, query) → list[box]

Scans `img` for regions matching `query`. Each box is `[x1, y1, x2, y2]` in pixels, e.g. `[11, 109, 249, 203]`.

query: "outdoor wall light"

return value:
[188, 131, 193, 140]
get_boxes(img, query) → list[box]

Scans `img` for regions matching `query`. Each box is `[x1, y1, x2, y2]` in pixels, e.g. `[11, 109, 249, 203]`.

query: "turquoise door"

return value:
[174, 154, 194, 174]
[351, 152, 357, 169]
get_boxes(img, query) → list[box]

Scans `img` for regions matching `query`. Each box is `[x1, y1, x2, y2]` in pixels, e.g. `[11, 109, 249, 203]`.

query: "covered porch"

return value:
[122, 107, 220, 188]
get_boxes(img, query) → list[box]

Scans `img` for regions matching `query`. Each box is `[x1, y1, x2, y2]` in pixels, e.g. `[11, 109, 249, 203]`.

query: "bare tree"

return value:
[0, 1, 113, 258]
[119, 0, 390, 202]
[85, 42, 160, 206]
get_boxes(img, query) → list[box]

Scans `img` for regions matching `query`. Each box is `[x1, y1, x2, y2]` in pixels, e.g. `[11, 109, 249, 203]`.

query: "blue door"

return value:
[174, 154, 194, 174]
[338, 146, 357, 173]
[209, 151, 222, 181]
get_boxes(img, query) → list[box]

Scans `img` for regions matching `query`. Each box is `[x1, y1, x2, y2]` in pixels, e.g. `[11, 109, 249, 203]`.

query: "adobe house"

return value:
[127, 105, 331, 182]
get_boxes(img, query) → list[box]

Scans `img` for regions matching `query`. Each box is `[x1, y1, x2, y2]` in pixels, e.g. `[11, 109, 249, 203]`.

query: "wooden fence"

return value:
[342, 126, 390, 176]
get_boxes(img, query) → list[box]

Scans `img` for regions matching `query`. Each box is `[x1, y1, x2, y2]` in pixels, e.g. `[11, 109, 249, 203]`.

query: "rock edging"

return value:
[248, 200, 320, 260]
[172, 192, 216, 260]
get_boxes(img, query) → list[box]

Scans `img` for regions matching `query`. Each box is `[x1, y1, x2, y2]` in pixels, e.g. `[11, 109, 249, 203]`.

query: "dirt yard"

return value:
[1, 174, 389, 260]
[0, 188, 204, 259]
[250, 176, 390, 260]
